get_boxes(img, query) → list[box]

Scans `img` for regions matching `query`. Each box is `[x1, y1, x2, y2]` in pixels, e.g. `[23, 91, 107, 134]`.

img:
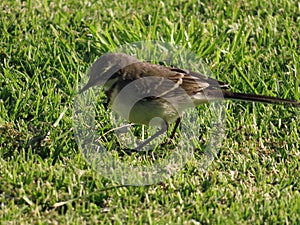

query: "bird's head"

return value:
[79, 53, 139, 93]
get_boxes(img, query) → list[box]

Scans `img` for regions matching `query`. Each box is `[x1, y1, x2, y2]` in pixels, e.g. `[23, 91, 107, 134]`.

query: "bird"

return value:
[79, 53, 300, 148]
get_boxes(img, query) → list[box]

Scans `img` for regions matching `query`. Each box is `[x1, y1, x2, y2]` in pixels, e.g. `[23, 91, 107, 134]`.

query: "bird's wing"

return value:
[171, 67, 230, 102]
[120, 62, 229, 100]
[173, 68, 229, 91]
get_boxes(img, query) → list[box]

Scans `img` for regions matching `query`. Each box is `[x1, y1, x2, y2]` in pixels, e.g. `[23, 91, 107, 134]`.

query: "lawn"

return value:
[0, 0, 299, 224]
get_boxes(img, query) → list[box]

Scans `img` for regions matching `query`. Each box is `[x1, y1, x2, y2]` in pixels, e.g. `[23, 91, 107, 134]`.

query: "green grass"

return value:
[1, 0, 299, 224]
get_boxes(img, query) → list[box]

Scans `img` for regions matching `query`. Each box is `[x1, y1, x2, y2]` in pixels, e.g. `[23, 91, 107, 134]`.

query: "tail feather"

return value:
[223, 91, 300, 107]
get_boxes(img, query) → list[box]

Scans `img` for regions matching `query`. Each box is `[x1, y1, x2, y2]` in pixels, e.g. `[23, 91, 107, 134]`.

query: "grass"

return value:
[0, 0, 299, 224]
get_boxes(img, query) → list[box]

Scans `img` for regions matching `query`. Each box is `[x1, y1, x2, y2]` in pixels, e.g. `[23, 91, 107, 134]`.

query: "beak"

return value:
[78, 64, 121, 94]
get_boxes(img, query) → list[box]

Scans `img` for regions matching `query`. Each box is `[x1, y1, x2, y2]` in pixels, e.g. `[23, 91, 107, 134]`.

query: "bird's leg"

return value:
[136, 117, 182, 151]
[169, 117, 181, 140]
[135, 122, 168, 151]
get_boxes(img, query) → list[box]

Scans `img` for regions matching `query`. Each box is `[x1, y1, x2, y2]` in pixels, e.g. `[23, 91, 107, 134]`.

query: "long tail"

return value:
[223, 91, 300, 107]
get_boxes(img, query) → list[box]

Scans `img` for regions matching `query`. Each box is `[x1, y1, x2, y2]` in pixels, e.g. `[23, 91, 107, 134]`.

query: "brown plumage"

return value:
[80, 53, 299, 126]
